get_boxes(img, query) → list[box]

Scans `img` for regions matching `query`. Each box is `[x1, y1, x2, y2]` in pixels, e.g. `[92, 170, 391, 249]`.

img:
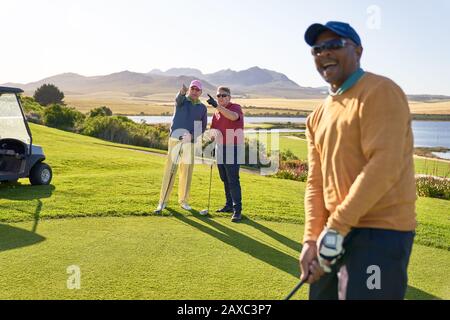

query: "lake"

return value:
[128, 116, 307, 125]
[128, 116, 450, 159]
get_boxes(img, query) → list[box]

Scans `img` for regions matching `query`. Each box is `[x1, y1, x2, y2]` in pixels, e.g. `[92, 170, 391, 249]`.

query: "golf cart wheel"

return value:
[29, 162, 53, 186]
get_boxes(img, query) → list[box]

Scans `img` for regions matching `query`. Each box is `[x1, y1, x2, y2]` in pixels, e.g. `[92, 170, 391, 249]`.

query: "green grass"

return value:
[279, 136, 309, 160]
[0, 124, 449, 299]
[245, 134, 308, 160]
[1, 124, 447, 249]
[0, 124, 302, 224]
[0, 216, 447, 300]
[276, 135, 450, 177]
[272, 136, 450, 249]
[414, 157, 450, 177]
[0, 216, 303, 299]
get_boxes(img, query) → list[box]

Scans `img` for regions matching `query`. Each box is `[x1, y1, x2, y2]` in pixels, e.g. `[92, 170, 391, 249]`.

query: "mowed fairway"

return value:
[0, 124, 449, 299]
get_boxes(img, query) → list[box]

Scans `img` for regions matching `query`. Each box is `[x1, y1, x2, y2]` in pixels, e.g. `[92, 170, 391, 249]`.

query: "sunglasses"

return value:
[311, 39, 351, 56]
[190, 87, 201, 92]
[216, 94, 229, 98]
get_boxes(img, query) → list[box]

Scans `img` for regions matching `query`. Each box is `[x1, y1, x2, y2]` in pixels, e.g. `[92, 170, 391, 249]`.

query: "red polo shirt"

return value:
[211, 103, 244, 145]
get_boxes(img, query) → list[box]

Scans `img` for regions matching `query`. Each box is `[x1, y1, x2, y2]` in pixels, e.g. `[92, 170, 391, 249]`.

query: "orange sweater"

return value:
[303, 72, 417, 243]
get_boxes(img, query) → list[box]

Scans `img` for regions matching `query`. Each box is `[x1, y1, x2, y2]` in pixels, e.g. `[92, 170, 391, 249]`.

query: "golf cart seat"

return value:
[0, 139, 26, 159]
[0, 139, 26, 157]
[0, 139, 26, 173]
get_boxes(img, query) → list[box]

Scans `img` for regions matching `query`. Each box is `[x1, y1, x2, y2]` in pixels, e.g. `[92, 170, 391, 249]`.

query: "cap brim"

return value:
[304, 23, 330, 46]
[305, 23, 353, 46]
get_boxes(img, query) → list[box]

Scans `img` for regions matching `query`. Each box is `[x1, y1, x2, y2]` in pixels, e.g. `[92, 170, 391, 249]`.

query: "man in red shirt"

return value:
[207, 87, 244, 222]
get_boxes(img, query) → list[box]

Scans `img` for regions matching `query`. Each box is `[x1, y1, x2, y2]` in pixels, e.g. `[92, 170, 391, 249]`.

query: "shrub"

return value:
[42, 104, 85, 131]
[81, 116, 169, 150]
[33, 84, 65, 106]
[270, 150, 309, 182]
[272, 170, 307, 181]
[88, 106, 113, 118]
[416, 176, 450, 200]
[281, 149, 299, 161]
[20, 96, 44, 124]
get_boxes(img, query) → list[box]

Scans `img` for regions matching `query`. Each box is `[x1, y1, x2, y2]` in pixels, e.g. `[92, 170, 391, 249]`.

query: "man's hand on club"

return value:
[316, 228, 345, 273]
[208, 129, 220, 142]
[180, 84, 188, 95]
[299, 241, 325, 284]
[206, 94, 218, 108]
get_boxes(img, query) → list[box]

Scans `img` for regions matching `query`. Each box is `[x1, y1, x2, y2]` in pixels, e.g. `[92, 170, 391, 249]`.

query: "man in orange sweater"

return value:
[299, 21, 417, 300]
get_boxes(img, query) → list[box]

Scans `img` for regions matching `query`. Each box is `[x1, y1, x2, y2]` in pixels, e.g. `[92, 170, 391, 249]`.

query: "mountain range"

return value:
[3, 67, 449, 101]
[3, 67, 327, 99]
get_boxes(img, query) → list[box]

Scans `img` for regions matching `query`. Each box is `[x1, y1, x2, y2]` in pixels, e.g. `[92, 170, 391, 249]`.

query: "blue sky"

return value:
[1, 0, 449, 95]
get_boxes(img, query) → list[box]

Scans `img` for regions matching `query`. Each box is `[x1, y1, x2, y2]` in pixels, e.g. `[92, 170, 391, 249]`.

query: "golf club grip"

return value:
[284, 279, 306, 300]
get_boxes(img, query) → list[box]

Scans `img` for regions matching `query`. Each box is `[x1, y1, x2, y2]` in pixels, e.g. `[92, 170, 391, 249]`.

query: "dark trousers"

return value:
[217, 145, 242, 213]
[310, 228, 415, 300]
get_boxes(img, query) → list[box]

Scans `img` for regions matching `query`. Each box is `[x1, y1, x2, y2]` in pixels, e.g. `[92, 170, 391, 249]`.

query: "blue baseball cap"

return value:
[305, 21, 362, 46]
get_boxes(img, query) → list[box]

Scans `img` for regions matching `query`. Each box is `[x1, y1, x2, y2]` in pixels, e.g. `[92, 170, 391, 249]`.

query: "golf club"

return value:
[284, 279, 306, 300]
[200, 147, 215, 216]
[155, 137, 184, 214]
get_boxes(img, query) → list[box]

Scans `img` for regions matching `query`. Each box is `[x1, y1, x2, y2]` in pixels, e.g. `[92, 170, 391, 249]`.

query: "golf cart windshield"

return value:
[0, 93, 31, 148]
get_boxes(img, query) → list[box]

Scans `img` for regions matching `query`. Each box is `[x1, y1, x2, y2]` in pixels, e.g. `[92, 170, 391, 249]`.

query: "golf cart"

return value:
[0, 86, 52, 185]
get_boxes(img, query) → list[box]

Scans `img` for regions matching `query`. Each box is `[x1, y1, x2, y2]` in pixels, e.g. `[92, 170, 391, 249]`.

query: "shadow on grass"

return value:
[0, 183, 55, 201]
[0, 223, 46, 253]
[168, 210, 441, 300]
[0, 200, 45, 252]
[406, 286, 442, 300]
[242, 218, 302, 252]
[0, 182, 48, 250]
[168, 208, 301, 278]
[0, 183, 52, 232]
[31, 199, 43, 233]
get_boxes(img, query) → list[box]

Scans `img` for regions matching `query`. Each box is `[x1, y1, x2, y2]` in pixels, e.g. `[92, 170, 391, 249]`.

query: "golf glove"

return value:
[207, 94, 218, 108]
[317, 228, 345, 273]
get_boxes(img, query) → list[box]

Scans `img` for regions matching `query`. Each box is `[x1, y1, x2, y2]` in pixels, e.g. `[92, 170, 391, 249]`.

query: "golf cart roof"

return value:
[0, 86, 24, 94]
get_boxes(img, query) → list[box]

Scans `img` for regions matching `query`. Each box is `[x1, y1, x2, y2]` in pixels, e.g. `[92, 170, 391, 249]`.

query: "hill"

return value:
[4, 68, 450, 114]
[149, 66, 326, 98]
[6, 67, 326, 99]
[7, 71, 216, 97]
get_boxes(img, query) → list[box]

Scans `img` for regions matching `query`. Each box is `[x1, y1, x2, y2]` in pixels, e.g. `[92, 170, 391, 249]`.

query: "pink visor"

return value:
[189, 80, 202, 90]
